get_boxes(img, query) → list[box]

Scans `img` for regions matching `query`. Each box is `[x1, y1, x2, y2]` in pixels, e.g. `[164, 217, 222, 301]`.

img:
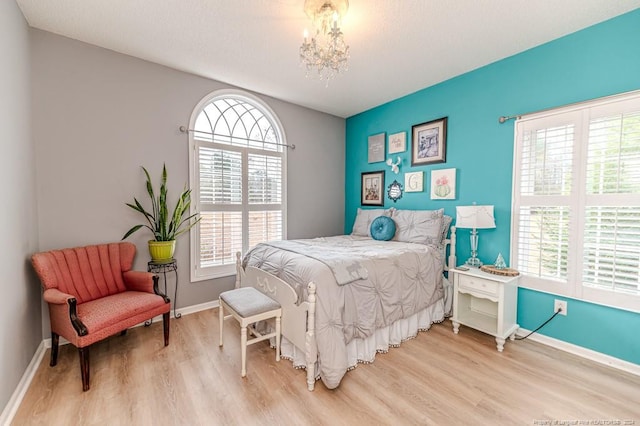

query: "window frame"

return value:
[188, 89, 288, 281]
[510, 91, 640, 313]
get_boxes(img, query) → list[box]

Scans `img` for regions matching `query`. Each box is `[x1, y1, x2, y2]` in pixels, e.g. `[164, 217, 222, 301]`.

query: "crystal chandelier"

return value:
[299, 0, 350, 83]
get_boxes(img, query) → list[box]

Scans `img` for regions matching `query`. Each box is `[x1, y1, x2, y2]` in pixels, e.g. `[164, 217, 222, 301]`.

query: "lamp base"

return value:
[465, 256, 483, 268]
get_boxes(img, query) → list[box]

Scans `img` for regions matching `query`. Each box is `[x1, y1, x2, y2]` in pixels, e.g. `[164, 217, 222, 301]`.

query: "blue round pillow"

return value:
[370, 216, 396, 241]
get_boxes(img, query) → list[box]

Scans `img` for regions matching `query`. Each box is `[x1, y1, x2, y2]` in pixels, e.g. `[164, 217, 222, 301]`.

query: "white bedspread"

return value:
[243, 235, 445, 389]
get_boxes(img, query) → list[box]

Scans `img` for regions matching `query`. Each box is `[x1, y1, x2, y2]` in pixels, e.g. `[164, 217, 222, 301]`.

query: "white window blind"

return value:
[189, 90, 287, 280]
[512, 92, 640, 312]
[516, 206, 570, 280]
[515, 120, 574, 282]
[248, 154, 282, 204]
[199, 147, 242, 205]
[199, 211, 243, 268]
[582, 110, 640, 296]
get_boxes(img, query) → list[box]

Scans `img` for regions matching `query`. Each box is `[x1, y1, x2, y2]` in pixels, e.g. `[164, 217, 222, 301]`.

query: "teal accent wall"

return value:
[345, 10, 640, 365]
[518, 289, 640, 364]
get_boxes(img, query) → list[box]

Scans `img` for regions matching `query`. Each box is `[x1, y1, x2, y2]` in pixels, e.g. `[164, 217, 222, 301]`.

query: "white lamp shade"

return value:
[455, 205, 496, 229]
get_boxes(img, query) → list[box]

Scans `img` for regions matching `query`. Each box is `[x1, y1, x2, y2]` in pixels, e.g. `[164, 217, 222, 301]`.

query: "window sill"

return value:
[191, 264, 237, 282]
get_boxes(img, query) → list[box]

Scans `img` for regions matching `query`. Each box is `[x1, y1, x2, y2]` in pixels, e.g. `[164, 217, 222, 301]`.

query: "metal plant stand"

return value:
[148, 259, 181, 321]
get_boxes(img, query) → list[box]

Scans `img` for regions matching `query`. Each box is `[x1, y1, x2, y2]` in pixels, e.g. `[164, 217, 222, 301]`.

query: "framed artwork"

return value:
[368, 133, 385, 163]
[388, 132, 406, 154]
[387, 180, 403, 203]
[430, 168, 456, 200]
[361, 171, 385, 206]
[411, 117, 448, 166]
[405, 171, 423, 192]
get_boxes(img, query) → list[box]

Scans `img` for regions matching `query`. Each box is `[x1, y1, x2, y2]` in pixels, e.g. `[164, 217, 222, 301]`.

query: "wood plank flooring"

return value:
[12, 309, 640, 425]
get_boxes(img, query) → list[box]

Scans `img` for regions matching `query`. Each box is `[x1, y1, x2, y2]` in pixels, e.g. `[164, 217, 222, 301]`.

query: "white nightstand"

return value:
[451, 267, 519, 352]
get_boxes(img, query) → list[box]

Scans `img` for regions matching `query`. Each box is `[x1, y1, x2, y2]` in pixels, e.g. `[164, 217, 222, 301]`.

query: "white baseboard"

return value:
[516, 328, 640, 377]
[175, 299, 219, 317]
[0, 340, 46, 426]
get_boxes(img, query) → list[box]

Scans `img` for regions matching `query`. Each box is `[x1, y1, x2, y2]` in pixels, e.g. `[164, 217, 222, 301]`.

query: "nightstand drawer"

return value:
[458, 274, 499, 297]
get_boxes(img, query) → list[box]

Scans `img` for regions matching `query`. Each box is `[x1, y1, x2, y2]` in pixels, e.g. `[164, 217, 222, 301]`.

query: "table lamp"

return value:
[455, 205, 496, 267]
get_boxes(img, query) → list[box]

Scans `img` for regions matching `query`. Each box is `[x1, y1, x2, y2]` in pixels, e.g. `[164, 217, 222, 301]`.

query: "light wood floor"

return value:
[12, 309, 640, 425]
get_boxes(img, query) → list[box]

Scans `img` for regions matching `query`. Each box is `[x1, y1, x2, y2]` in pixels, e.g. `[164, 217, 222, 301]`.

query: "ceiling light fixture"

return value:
[299, 0, 350, 84]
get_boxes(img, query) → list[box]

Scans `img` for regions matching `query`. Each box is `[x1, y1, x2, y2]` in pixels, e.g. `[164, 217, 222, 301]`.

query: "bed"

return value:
[235, 208, 457, 391]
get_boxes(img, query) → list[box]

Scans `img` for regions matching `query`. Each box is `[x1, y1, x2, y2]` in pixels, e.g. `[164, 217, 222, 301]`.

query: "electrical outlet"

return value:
[554, 299, 567, 316]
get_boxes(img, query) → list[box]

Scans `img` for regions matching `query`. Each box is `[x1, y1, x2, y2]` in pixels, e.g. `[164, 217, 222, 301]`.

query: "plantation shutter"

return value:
[197, 146, 243, 267]
[513, 114, 577, 283]
[247, 153, 283, 248]
[582, 107, 640, 294]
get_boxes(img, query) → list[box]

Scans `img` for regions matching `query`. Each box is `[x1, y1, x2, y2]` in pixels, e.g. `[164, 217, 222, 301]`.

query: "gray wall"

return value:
[31, 30, 345, 333]
[0, 1, 41, 416]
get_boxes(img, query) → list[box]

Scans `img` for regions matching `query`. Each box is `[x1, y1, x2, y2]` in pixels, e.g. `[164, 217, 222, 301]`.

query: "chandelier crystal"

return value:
[299, 0, 350, 83]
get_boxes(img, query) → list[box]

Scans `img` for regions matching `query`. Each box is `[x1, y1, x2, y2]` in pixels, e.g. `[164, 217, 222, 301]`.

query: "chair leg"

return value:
[275, 315, 281, 362]
[241, 326, 247, 377]
[218, 300, 224, 347]
[50, 332, 59, 367]
[163, 312, 170, 346]
[78, 347, 90, 392]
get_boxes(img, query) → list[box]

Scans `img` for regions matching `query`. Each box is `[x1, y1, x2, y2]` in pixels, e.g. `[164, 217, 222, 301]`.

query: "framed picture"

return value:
[387, 180, 403, 203]
[368, 133, 385, 163]
[405, 171, 423, 192]
[411, 117, 447, 166]
[430, 168, 456, 200]
[361, 171, 385, 206]
[388, 132, 406, 154]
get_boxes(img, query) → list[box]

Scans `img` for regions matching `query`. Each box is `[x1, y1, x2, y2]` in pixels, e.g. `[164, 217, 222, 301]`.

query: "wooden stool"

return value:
[219, 287, 282, 377]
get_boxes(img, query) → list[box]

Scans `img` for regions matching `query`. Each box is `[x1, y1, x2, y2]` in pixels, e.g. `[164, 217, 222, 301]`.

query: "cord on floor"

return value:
[515, 308, 562, 341]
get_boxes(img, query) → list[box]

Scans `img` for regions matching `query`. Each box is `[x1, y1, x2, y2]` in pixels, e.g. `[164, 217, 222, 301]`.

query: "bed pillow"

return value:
[351, 208, 394, 237]
[392, 208, 444, 245]
[440, 215, 453, 245]
[370, 216, 396, 241]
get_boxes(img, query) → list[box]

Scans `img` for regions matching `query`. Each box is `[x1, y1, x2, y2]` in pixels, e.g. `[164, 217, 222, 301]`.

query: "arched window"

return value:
[188, 90, 287, 280]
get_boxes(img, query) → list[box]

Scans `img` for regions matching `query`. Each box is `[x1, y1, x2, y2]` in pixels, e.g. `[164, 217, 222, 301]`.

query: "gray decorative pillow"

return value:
[392, 209, 444, 245]
[352, 208, 394, 237]
[440, 215, 453, 245]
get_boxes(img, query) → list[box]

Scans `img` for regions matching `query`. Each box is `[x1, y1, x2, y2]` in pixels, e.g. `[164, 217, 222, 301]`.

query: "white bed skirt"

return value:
[278, 297, 447, 380]
[345, 298, 446, 365]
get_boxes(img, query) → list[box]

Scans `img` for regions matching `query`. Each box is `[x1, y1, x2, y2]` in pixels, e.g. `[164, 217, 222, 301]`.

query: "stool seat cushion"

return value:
[220, 287, 280, 317]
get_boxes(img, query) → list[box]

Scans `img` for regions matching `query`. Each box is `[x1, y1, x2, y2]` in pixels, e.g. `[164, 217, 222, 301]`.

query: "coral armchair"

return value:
[31, 242, 171, 391]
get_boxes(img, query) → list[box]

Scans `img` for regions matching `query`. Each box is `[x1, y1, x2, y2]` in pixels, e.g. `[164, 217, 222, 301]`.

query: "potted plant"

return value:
[122, 164, 200, 263]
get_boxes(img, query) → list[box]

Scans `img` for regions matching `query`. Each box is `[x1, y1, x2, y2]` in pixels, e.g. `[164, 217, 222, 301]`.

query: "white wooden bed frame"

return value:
[234, 227, 457, 391]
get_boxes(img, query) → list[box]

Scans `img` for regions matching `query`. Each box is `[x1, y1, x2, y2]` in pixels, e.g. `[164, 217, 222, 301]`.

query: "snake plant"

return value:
[122, 164, 200, 241]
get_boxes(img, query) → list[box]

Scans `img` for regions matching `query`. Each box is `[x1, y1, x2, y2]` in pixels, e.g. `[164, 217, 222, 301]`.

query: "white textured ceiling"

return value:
[16, 0, 640, 118]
